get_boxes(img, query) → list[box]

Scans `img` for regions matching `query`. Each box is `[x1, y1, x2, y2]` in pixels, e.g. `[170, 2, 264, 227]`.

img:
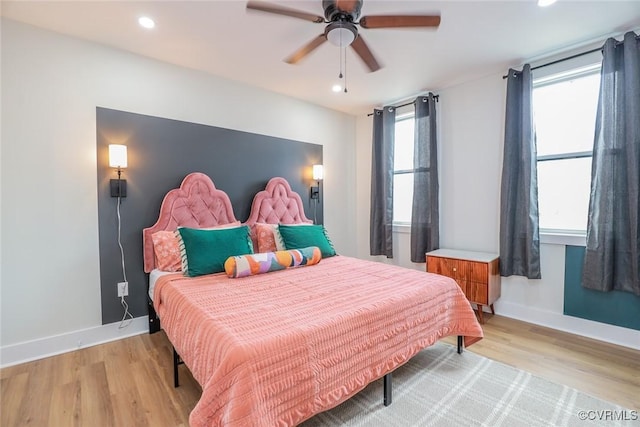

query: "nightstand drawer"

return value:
[427, 257, 488, 282]
[466, 282, 488, 305]
[427, 257, 464, 279]
[453, 280, 488, 305]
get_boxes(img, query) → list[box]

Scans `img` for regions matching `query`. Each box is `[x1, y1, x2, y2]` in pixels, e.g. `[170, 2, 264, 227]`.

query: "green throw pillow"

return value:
[178, 225, 253, 277]
[278, 224, 336, 258]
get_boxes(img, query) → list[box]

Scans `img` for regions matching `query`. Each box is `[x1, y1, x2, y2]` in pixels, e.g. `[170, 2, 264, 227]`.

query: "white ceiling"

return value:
[2, 0, 640, 115]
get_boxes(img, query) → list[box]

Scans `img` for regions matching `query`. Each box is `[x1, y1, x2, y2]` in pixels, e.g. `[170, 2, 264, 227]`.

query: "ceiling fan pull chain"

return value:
[339, 43, 343, 78]
[344, 46, 348, 93]
[338, 21, 344, 79]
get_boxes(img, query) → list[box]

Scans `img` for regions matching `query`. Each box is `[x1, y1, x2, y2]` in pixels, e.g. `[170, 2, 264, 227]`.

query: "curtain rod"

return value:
[502, 46, 602, 79]
[502, 34, 640, 79]
[367, 94, 439, 116]
[505, 33, 640, 79]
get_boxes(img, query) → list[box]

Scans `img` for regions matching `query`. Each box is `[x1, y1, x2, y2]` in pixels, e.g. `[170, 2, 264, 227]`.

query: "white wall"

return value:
[0, 19, 357, 362]
[355, 73, 639, 350]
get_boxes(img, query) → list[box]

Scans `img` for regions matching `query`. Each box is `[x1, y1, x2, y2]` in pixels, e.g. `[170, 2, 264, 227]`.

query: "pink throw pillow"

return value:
[255, 223, 285, 253]
[151, 231, 182, 272]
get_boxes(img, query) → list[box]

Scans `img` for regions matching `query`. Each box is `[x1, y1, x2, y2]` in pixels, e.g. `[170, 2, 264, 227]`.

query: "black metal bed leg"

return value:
[383, 373, 392, 406]
[173, 347, 180, 388]
[148, 298, 161, 334]
[457, 335, 464, 354]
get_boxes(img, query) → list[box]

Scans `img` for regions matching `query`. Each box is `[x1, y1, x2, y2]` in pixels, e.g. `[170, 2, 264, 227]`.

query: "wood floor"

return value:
[2, 315, 639, 426]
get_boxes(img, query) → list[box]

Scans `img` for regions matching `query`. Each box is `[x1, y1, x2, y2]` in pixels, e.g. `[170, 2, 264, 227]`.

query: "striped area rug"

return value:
[301, 342, 635, 427]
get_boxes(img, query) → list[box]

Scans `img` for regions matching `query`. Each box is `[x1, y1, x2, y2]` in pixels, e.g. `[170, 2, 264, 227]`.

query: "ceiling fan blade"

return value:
[359, 15, 441, 29]
[285, 35, 327, 64]
[335, 0, 358, 13]
[350, 35, 381, 72]
[246, 1, 324, 23]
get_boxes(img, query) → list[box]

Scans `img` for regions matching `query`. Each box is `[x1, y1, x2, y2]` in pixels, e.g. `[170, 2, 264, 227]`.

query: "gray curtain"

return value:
[411, 94, 439, 262]
[370, 106, 396, 257]
[583, 31, 640, 295]
[499, 64, 541, 279]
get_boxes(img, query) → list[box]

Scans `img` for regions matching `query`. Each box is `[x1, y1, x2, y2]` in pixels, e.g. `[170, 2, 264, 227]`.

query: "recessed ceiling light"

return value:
[332, 84, 342, 93]
[537, 0, 557, 6]
[138, 16, 155, 29]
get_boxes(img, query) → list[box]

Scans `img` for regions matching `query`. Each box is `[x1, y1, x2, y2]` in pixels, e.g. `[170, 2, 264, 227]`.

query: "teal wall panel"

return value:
[564, 245, 640, 331]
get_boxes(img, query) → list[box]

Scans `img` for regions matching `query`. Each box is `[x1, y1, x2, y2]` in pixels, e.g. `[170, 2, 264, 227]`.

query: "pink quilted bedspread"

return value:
[154, 256, 483, 427]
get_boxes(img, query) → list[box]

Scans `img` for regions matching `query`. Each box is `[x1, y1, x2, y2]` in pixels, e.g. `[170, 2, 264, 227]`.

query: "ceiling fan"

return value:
[246, 0, 441, 72]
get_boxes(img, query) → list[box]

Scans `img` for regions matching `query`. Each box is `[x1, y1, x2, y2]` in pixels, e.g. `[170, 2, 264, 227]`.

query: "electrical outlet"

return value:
[117, 281, 129, 297]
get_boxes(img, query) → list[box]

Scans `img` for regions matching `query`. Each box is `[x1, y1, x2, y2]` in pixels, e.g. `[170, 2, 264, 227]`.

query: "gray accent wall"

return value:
[97, 107, 323, 325]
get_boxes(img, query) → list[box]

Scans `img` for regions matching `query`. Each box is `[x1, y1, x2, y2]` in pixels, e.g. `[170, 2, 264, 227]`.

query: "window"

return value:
[533, 64, 601, 233]
[393, 112, 415, 223]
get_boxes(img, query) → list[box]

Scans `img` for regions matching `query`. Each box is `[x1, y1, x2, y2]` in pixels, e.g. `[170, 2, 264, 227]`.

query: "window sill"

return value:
[393, 226, 586, 246]
[540, 230, 586, 247]
[393, 223, 411, 234]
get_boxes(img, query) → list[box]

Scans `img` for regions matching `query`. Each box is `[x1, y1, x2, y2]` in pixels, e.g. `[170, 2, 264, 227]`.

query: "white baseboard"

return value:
[0, 316, 149, 368]
[496, 301, 640, 351]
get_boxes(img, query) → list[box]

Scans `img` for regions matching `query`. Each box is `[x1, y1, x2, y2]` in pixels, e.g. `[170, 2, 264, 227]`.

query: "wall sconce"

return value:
[109, 144, 128, 198]
[310, 164, 323, 200]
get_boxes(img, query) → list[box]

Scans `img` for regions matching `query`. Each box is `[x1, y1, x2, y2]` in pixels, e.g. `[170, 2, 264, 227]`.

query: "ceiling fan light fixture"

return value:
[138, 16, 155, 29]
[325, 22, 357, 47]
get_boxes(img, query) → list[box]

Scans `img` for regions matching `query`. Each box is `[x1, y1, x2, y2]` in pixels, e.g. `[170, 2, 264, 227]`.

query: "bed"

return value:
[143, 172, 483, 427]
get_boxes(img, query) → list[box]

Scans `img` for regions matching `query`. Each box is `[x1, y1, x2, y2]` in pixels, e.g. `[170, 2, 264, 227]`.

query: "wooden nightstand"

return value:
[426, 249, 501, 323]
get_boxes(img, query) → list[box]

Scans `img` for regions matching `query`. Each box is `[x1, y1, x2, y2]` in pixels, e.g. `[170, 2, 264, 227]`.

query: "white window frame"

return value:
[533, 63, 601, 246]
[392, 110, 415, 227]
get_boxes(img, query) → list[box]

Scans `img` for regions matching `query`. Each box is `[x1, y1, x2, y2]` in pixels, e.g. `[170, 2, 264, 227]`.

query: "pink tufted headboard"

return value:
[245, 177, 312, 226]
[143, 172, 238, 273]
